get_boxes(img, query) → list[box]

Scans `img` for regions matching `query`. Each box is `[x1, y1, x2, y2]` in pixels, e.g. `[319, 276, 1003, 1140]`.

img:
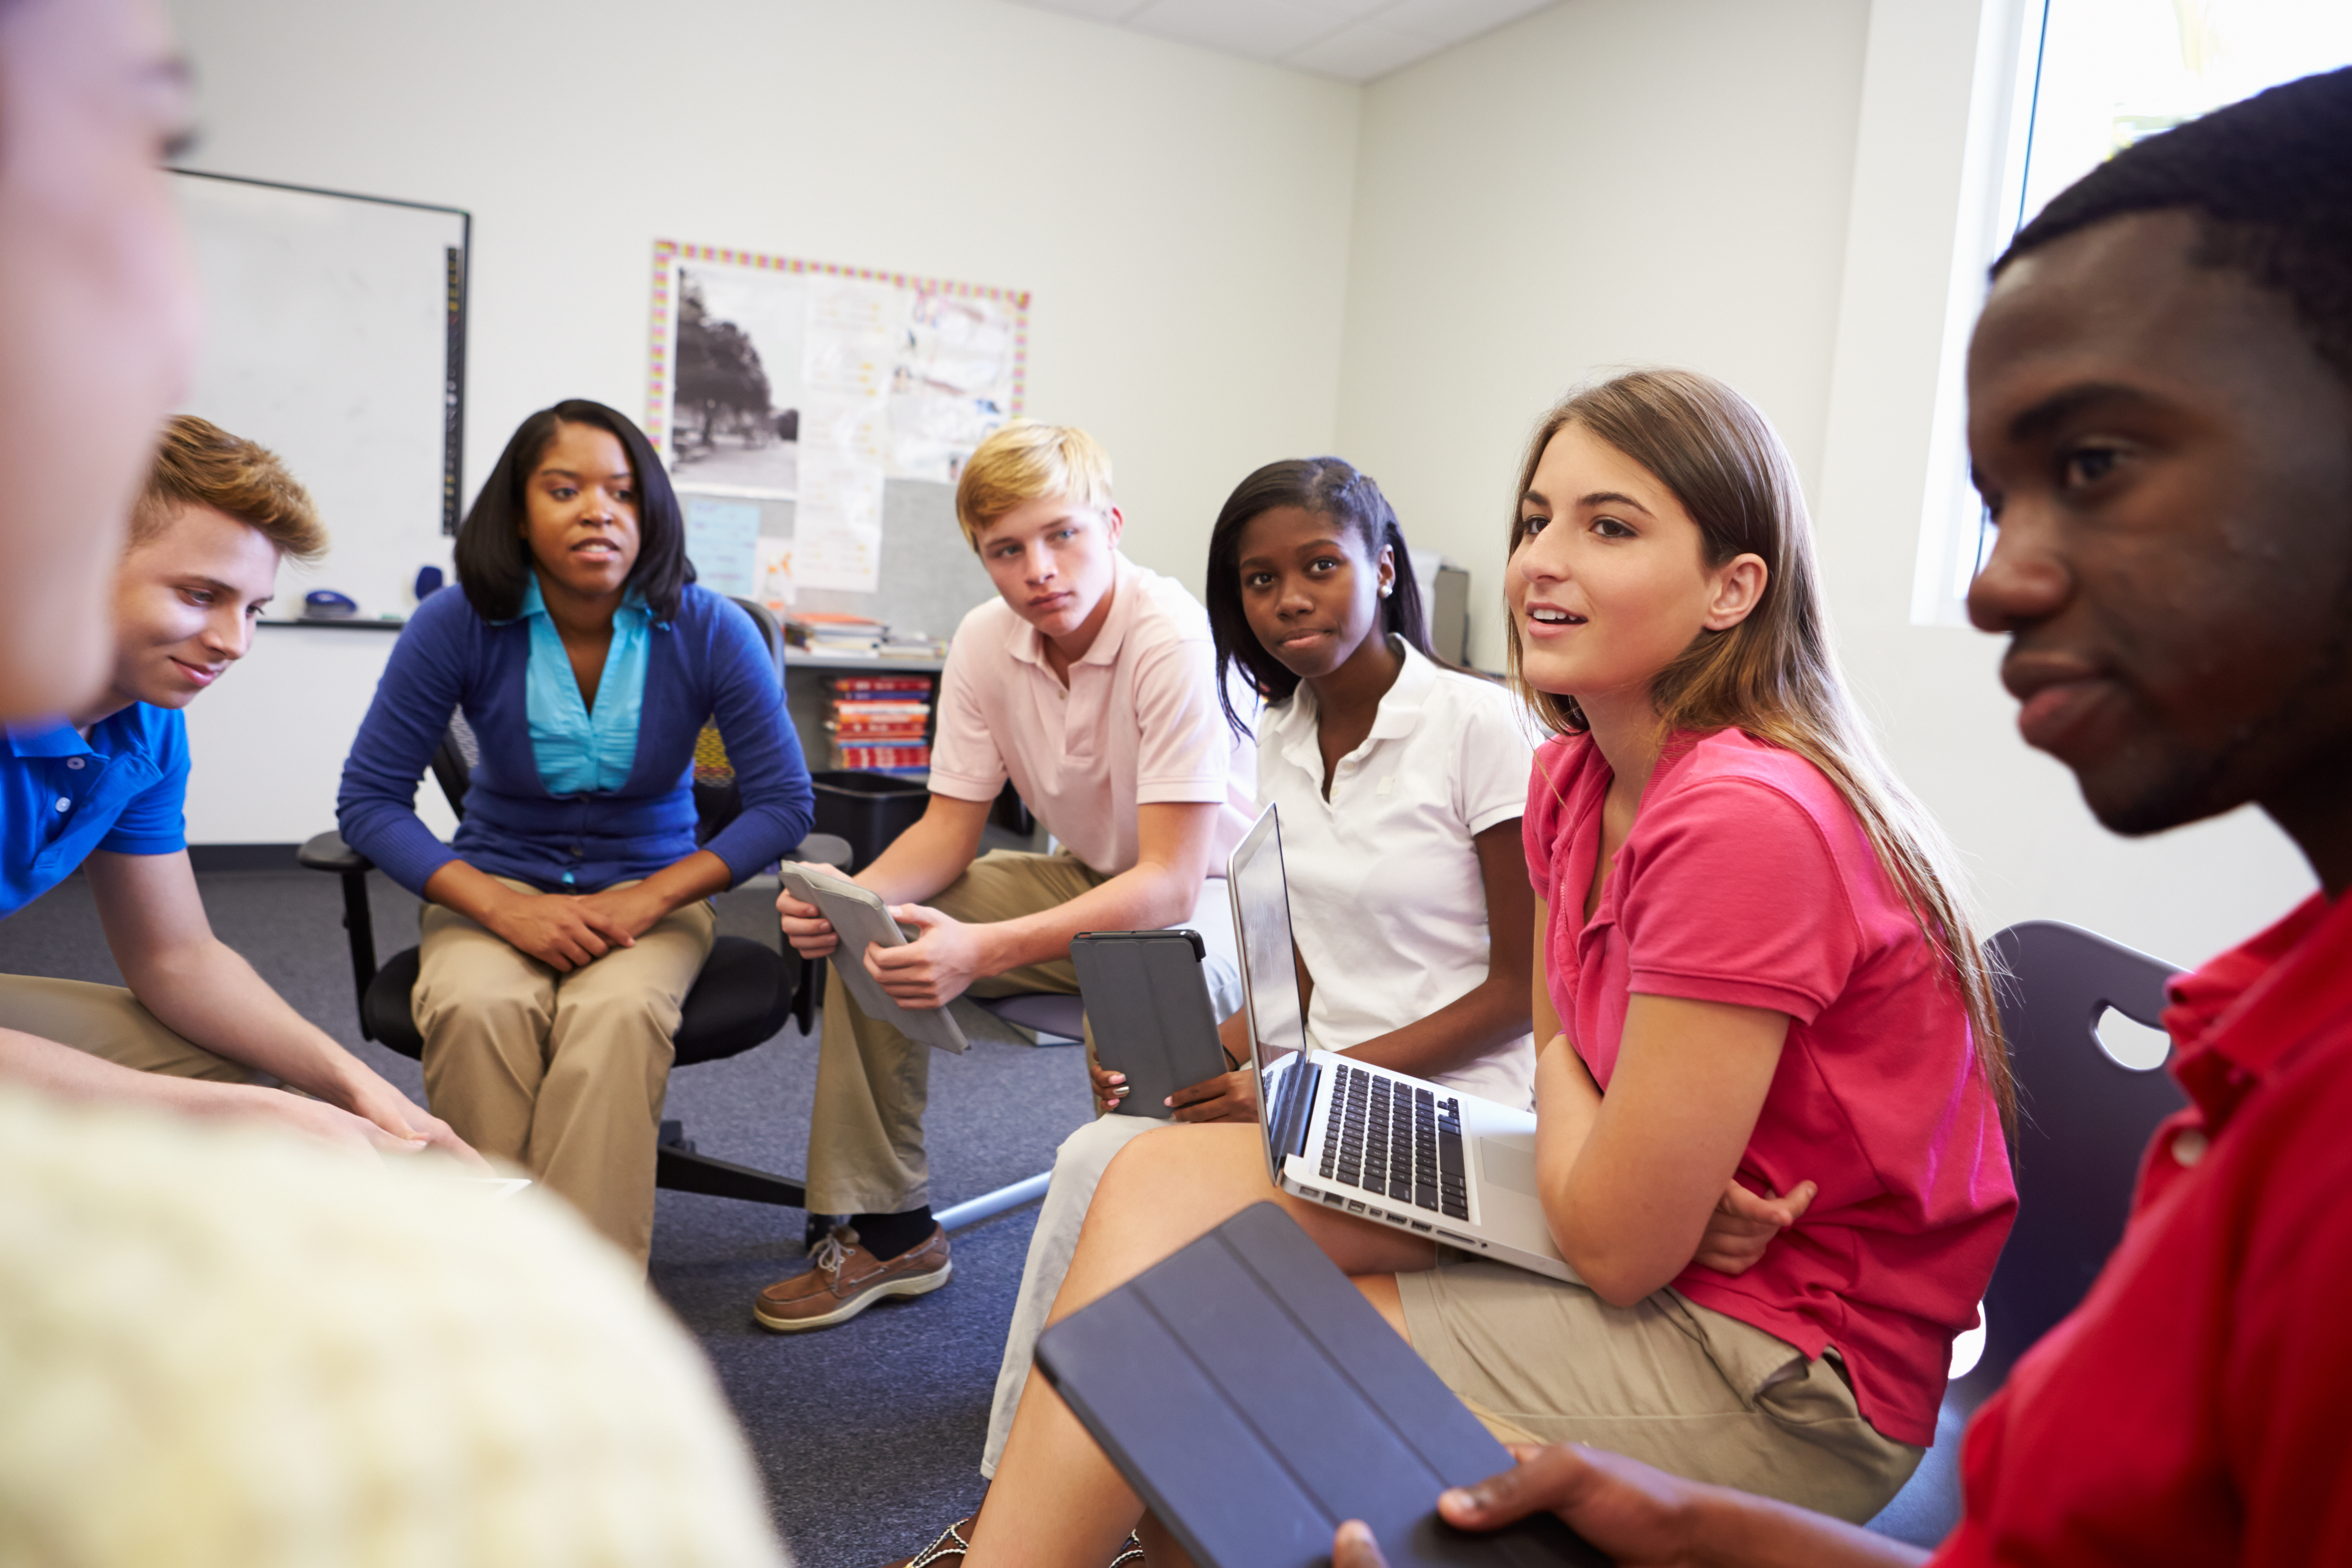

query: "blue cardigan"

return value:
[338, 583, 813, 897]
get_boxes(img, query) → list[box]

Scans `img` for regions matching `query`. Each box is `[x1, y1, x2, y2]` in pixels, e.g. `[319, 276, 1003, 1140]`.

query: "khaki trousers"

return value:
[0, 973, 256, 1081]
[1397, 1250, 1925, 1523]
[808, 849, 1108, 1215]
[413, 878, 715, 1268]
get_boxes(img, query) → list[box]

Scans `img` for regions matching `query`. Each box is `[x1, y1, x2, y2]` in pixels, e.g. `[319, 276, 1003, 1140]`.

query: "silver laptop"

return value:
[1227, 804, 1577, 1283]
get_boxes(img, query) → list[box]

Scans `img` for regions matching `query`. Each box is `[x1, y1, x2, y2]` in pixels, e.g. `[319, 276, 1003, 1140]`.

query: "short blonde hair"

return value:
[953, 420, 1114, 549]
[132, 415, 328, 564]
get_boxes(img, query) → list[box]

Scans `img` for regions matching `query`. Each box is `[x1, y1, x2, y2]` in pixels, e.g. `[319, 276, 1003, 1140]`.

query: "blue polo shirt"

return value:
[0, 705, 189, 919]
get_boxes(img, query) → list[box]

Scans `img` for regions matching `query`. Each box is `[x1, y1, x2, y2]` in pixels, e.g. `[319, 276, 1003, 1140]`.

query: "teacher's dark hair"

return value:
[454, 399, 694, 622]
[1205, 457, 1431, 738]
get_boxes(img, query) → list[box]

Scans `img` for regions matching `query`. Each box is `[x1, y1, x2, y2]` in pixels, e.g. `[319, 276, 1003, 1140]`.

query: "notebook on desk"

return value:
[1034, 1201, 1612, 1568]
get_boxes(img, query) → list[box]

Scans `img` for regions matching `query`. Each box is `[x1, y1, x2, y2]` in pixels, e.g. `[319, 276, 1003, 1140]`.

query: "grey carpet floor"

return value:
[0, 862, 1086, 1568]
[0, 862, 1963, 1564]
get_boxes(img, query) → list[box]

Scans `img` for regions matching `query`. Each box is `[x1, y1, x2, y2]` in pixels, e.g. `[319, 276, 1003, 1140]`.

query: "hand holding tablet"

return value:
[776, 865, 970, 1055]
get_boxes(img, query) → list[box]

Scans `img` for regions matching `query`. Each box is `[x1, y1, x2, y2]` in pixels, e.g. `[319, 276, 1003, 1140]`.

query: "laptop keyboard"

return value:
[1318, 1063, 1468, 1221]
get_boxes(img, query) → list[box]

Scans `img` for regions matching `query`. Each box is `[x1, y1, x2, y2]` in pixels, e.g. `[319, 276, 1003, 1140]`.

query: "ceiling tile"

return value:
[1368, 0, 1555, 40]
[1007, 0, 1156, 19]
[988, 0, 1559, 78]
[1284, 21, 1445, 80]
[1124, 0, 1367, 59]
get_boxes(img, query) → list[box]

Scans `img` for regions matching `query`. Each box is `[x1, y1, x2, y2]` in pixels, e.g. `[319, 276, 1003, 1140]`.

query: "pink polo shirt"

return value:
[1525, 729, 2015, 1447]
[929, 553, 1254, 877]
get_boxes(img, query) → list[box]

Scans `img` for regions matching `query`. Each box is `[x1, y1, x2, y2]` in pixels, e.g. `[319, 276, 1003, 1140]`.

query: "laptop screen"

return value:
[1225, 806, 1309, 1179]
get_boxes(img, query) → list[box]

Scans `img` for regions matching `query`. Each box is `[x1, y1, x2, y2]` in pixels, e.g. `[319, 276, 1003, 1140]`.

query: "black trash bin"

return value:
[810, 770, 930, 873]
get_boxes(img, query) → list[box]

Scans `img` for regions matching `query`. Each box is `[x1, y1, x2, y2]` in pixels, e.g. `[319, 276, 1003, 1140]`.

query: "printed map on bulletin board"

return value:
[646, 241, 1029, 597]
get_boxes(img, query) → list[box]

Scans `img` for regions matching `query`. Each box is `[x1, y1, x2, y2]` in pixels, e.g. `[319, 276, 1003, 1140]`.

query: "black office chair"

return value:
[299, 596, 848, 1210]
[1870, 918, 2184, 1546]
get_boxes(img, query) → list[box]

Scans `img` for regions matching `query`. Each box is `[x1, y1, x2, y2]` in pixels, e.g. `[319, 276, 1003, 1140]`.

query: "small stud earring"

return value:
[1378, 584, 1392, 598]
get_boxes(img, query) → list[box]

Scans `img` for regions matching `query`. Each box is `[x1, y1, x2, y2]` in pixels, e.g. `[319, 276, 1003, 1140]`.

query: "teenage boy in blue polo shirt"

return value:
[0, 415, 477, 1162]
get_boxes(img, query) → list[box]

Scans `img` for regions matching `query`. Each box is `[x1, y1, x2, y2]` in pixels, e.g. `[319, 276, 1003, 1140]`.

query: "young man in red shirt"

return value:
[1338, 64, 2352, 1568]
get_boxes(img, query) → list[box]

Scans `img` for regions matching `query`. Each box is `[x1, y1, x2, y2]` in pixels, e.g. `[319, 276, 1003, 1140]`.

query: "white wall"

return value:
[180, 626, 459, 847]
[162, 0, 1360, 841]
[1336, 0, 1874, 662]
[1333, 0, 2313, 971]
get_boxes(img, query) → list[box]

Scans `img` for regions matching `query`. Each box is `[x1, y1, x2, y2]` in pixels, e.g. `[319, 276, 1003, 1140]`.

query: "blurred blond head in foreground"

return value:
[0, 1087, 789, 1568]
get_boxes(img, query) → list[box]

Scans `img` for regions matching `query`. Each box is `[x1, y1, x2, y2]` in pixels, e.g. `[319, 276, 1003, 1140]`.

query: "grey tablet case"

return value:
[1071, 929, 1229, 1118]
[778, 866, 969, 1055]
[1035, 1202, 1612, 1568]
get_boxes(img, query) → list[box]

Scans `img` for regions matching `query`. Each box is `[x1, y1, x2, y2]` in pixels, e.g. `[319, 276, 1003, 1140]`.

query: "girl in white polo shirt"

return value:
[974, 457, 1534, 1484]
[1157, 456, 1539, 1112]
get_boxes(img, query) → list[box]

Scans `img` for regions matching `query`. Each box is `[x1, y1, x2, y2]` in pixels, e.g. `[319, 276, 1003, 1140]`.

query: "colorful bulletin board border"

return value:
[645, 239, 1031, 456]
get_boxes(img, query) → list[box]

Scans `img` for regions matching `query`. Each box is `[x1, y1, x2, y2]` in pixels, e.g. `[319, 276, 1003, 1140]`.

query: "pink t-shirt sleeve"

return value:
[1128, 636, 1235, 805]
[1523, 736, 1578, 897]
[925, 642, 1009, 804]
[1617, 777, 1860, 1025]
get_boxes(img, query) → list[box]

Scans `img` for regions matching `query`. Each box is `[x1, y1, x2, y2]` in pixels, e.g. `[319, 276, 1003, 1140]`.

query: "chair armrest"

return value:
[792, 832, 854, 872]
[298, 830, 374, 875]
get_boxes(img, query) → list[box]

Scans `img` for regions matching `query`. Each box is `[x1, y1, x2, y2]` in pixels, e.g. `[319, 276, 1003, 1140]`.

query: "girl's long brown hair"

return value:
[1504, 369, 2014, 1132]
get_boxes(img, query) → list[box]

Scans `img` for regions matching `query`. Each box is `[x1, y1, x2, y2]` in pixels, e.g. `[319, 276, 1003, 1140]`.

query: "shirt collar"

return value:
[5, 719, 98, 760]
[1269, 636, 1438, 773]
[2162, 889, 2352, 1131]
[1365, 638, 1439, 741]
[1006, 552, 1134, 672]
[504, 576, 652, 626]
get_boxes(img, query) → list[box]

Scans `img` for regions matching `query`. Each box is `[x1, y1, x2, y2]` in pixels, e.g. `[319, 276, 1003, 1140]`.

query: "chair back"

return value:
[1979, 920, 2185, 1379]
[429, 710, 479, 820]
[690, 597, 788, 842]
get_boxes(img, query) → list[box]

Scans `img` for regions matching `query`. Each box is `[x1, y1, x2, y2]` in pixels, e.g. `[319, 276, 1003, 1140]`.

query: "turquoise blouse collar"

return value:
[514, 576, 655, 806]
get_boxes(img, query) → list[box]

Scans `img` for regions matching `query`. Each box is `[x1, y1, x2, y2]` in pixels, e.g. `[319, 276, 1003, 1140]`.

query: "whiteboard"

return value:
[169, 171, 467, 623]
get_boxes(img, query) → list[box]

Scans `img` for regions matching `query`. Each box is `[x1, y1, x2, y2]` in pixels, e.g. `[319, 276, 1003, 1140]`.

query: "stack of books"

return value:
[792, 612, 889, 658]
[828, 674, 934, 774]
[783, 612, 947, 662]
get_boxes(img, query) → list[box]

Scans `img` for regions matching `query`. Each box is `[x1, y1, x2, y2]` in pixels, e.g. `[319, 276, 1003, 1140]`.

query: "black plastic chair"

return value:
[1970, 918, 2186, 1382]
[299, 596, 848, 1210]
[1871, 918, 2185, 1546]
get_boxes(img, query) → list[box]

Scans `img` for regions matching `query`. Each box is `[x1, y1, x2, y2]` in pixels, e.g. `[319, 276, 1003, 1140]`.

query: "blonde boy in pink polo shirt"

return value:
[756, 421, 1254, 1332]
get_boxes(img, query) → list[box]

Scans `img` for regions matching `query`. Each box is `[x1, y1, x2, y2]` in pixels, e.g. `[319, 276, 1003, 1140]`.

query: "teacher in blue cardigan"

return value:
[339, 399, 813, 1266]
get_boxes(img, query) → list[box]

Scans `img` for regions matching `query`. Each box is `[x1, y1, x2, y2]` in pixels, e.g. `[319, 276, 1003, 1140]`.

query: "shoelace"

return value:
[904, 1520, 1138, 1567]
[907, 1517, 971, 1566]
[809, 1231, 852, 1279]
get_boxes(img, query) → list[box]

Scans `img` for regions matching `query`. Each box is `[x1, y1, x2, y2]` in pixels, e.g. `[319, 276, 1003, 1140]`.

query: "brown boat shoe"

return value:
[879, 1516, 1145, 1568]
[753, 1222, 952, 1333]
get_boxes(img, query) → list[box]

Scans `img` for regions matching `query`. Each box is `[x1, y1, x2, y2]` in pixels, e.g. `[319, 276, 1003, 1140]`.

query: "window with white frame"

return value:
[1911, 0, 2352, 627]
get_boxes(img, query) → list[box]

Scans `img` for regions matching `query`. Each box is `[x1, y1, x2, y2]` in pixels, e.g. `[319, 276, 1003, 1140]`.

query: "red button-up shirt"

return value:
[1933, 889, 2352, 1564]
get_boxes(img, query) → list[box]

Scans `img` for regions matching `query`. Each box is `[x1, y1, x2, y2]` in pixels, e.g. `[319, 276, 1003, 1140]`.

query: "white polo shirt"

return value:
[930, 552, 1255, 877]
[1258, 640, 1537, 1108]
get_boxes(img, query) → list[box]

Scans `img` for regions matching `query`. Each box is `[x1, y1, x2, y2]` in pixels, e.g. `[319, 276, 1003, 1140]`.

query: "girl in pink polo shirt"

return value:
[1419, 367, 2019, 1516]
[931, 371, 2015, 1567]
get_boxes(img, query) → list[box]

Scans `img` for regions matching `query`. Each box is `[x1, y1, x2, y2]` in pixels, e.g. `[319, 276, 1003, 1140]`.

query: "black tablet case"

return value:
[1071, 930, 1229, 1117]
[1036, 1202, 1612, 1568]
